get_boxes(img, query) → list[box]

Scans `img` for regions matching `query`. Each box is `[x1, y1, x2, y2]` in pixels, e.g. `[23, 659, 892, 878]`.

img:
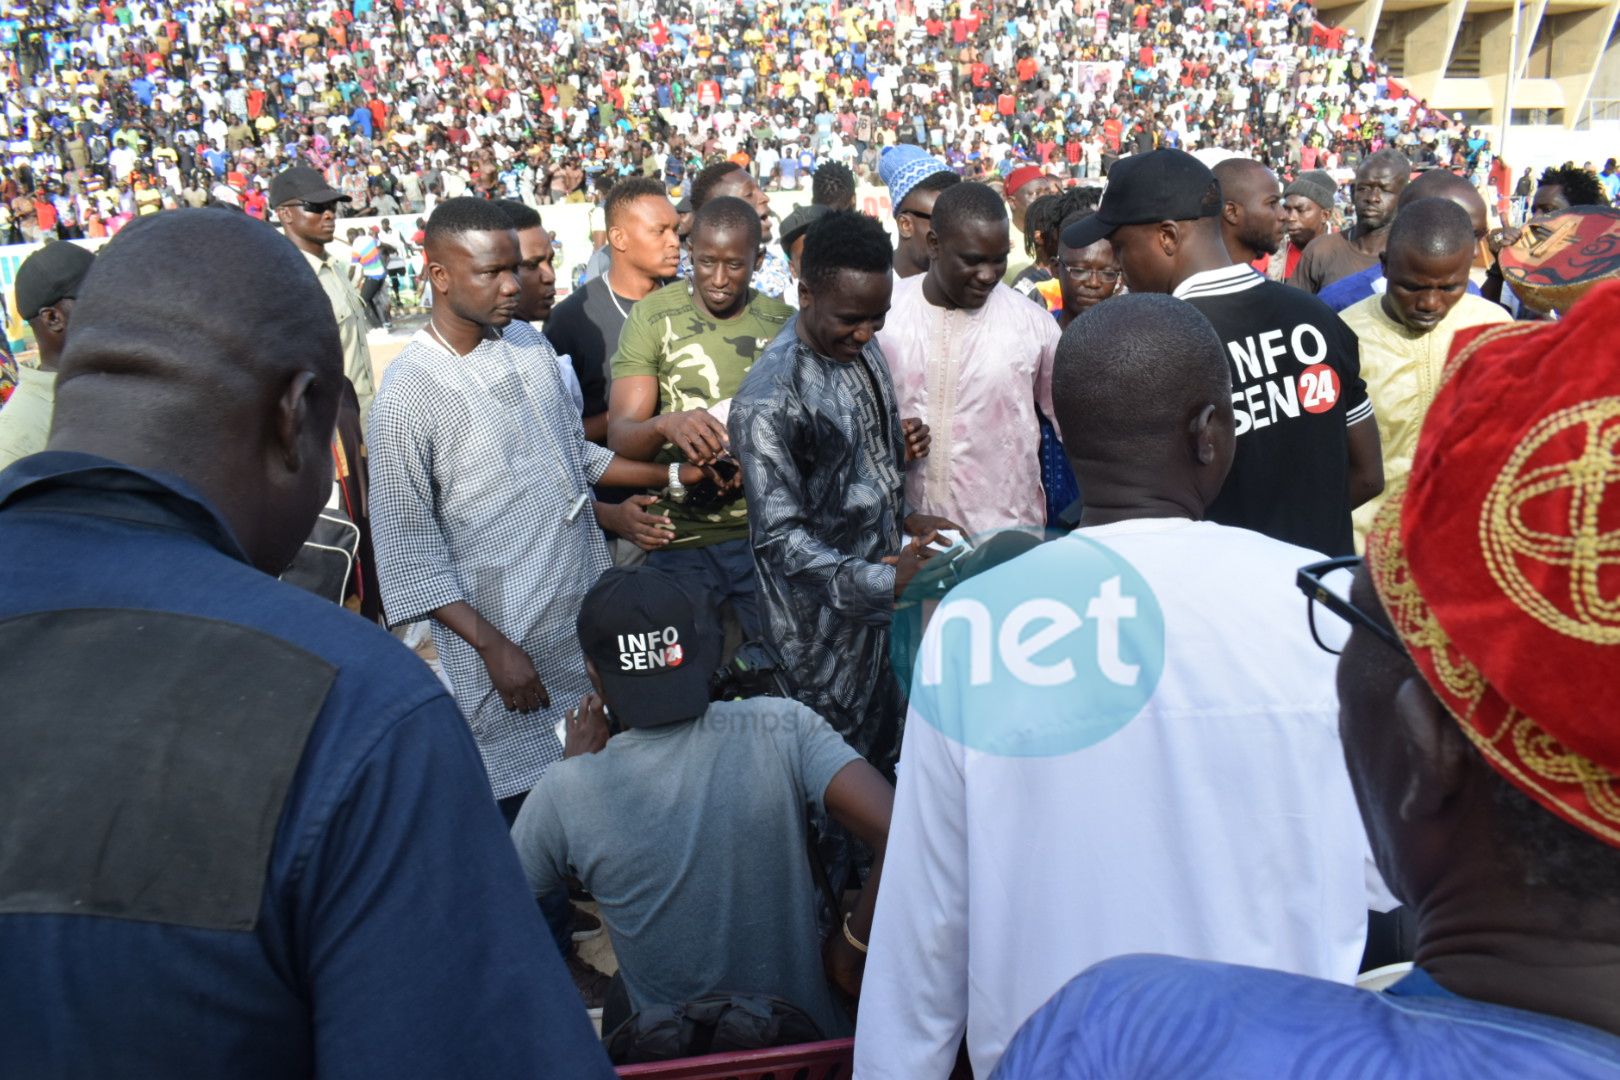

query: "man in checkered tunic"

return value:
[369, 198, 718, 810]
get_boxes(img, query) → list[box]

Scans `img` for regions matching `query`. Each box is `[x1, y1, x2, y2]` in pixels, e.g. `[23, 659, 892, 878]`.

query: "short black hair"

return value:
[801, 210, 893, 295]
[424, 196, 514, 248]
[1386, 197, 1476, 260]
[931, 181, 1008, 239]
[494, 198, 542, 231]
[689, 160, 746, 213]
[604, 176, 668, 229]
[812, 162, 856, 207]
[1022, 192, 1066, 258]
[1059, 185, 1101, 220]
[908, 169, 962, 201]
[691, 194, 762, 250]
[1054, 294, 1228, 459]
[55, 208, 343, 452]
[1483, 747, 1620, 899]
[1539, 165, 1607, 207]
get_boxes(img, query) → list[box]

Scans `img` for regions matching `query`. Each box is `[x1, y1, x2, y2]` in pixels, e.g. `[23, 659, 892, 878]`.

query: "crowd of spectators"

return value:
[8, 0, 1620, 1077]
[0, 0, 1508, 243]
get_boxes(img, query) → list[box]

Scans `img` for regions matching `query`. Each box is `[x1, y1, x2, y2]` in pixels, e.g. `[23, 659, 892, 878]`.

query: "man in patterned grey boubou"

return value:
[729, 210, 958, 776]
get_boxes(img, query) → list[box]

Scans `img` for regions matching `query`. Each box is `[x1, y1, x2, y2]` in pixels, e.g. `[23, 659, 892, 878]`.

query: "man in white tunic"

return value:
[856, 295, 1388, 1079]
[876, 182, 1060, 537]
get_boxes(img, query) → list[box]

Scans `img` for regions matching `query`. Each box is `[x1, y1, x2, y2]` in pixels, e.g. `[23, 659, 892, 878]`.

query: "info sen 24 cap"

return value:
[576, 566, 719, 729]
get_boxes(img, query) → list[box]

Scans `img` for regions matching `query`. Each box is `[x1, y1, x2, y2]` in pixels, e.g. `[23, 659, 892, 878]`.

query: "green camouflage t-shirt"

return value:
[611, 281, 792, 547]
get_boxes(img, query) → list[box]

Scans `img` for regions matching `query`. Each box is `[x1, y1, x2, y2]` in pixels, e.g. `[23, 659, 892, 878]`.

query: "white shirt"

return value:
[855, 518, 1386, 1079]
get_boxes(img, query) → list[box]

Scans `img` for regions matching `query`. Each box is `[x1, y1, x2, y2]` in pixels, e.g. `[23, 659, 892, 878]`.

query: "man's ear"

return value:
[1222, 200, 1239, 227]
[1393, 675, 1470, 823]
[1158, 219, 1181, 257]
[274, 370, 320, 473]
[426, 259, 450, 292]
[926, 224, 940, 260]
[1189, 401, 1218, 465]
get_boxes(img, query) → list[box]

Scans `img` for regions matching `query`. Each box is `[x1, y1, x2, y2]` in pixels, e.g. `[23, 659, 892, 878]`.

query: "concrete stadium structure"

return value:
[1318, 0, 1620, 130]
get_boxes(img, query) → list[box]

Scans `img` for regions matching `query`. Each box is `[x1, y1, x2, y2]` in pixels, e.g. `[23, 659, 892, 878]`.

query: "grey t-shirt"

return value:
[511, 698, 860, 1038]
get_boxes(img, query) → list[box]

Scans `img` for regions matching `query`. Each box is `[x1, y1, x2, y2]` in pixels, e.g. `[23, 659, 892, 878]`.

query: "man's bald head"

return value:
[1354, 150, 1412, 233]
[1359, 149, 1412, 184]
[1381, 198, 1478, 334]
[1387, 197, 1477, 261]
[1398, 169, 1488, 240]
[52, 209, 344, 575]
[1212, 158, 1272, 201]
[1213, 158, 1283, 260]
[1055, 294, 1235, 516]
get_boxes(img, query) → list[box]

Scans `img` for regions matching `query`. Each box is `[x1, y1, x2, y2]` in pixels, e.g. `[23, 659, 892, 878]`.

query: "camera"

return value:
[709, 640, 794, 701]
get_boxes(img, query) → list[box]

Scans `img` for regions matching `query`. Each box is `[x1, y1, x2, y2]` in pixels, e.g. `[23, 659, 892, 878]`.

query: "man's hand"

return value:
[563, 691, 611, 758]
[822, 923, 868, 1008]
[479, 635, 550, 713]
[656, 408, 730, 465]
[598, 494, 674, 550]
[904, 512, 965, 539]
[883, 533, 938, 597]
[901, 417, 930, 462]
[680, 457, 745, 509]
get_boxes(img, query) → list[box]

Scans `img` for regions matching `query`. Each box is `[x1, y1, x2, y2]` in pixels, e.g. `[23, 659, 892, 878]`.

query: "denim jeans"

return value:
[647, 537, 762, 640]
[499, 790, 572, 957]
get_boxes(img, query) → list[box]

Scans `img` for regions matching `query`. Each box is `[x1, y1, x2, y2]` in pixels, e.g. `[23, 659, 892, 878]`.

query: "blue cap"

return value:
[880, 144, 952, 212]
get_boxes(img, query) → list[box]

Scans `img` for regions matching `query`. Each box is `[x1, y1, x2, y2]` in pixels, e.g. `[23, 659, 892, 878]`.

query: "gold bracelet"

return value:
[842, 912, 868, 955]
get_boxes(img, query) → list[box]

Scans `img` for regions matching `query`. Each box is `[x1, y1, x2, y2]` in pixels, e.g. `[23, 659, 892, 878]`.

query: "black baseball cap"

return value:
[576, 566, 720, 729]
[779, 203, 829, 256]
[268, 165, 348, 208]
[15, 241, 95, 320]
[1062, 149, 1223, 251]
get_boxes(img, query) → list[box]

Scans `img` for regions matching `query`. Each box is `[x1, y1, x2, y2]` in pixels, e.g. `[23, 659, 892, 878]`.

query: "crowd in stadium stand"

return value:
[0, 0, 1510, 239]
[6, 1, 1620, 1078]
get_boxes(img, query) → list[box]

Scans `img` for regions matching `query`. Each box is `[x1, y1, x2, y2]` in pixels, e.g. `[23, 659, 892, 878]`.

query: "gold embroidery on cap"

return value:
[1455, 708, 1620, 845]
[1369, 404, 1620, 848]
[1367, 484, 1488, 706]
[1481, 398, 1620, 645]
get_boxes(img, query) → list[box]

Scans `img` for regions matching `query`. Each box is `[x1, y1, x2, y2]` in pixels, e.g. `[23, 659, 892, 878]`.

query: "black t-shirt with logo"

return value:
[1177, 266, 1371, 557]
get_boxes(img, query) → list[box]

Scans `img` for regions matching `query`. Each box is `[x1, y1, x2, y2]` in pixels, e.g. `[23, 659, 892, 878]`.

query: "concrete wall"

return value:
[1320, 0, 1620, 126]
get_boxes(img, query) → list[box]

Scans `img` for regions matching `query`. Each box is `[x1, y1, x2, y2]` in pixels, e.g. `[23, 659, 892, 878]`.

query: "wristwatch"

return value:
[667, 462, 688, 503]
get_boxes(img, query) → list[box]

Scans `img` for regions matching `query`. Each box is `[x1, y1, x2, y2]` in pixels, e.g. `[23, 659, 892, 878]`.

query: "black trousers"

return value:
[498, 790, 574, 957]
[360, 277, 386, 328]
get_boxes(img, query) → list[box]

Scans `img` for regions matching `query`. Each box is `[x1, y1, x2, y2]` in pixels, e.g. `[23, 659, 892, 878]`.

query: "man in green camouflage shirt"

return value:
[607, 196, 792, 637]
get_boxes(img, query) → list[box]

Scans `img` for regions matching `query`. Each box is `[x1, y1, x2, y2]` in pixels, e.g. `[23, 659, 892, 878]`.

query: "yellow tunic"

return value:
[1343, 291, 1511, 547]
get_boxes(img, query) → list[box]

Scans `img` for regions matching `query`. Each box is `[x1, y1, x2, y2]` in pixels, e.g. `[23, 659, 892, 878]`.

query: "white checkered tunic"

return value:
[368, 320, 615, 799]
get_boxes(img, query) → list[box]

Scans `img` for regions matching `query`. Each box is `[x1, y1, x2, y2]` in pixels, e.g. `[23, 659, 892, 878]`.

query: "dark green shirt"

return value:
[611, 281, 791, 547]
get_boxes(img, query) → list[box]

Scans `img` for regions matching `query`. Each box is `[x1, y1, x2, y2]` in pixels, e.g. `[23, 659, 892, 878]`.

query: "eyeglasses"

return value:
[1058, 263, 1122, 283]
[1295, 556, 1407, 657]
[294, 199, 342, 215]
[898, 208, 931, 221]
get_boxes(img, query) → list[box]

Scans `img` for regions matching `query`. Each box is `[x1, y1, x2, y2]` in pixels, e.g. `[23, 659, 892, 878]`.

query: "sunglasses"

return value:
[898, 208, 931, 221]
[294, 199, 342, 215]
[1295, 556, 1407, 657]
